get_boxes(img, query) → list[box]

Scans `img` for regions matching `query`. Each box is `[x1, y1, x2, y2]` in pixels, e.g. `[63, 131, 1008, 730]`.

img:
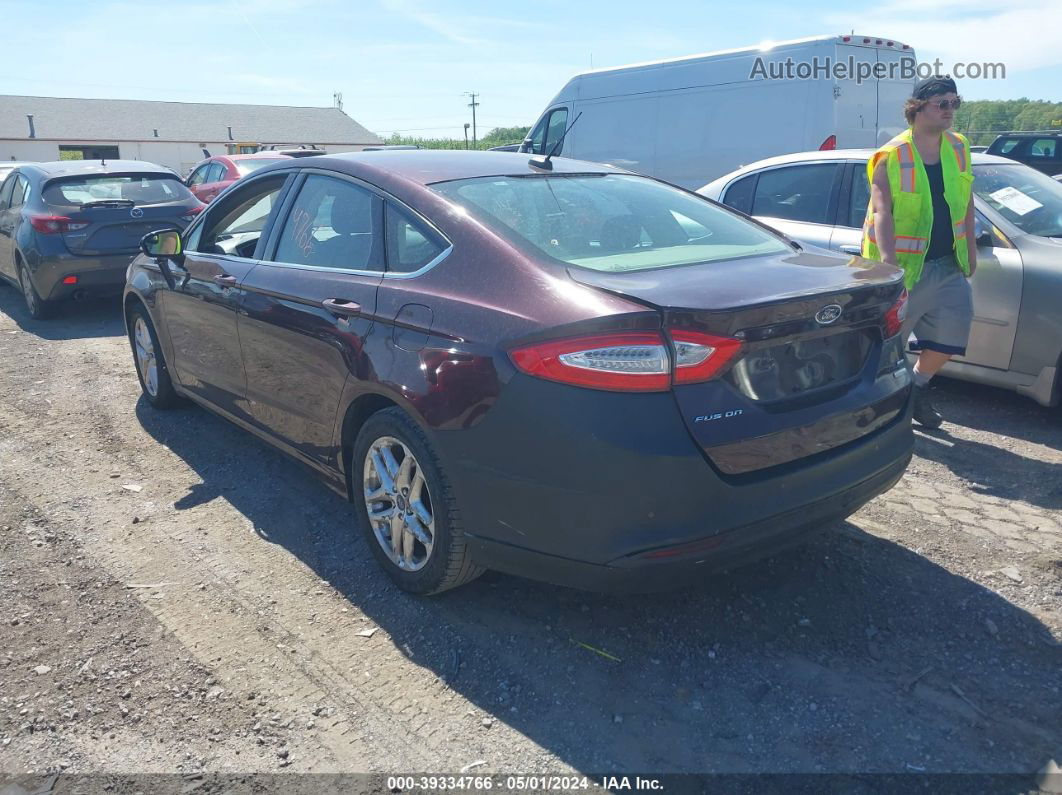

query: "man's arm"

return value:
[964, 194, 977, 277]
[870, 159, 897, 266]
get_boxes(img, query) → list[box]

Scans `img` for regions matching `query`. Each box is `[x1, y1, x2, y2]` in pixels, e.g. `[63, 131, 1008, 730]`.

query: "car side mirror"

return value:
[141, 228, 183, 260]
[976, 230, 993, 248]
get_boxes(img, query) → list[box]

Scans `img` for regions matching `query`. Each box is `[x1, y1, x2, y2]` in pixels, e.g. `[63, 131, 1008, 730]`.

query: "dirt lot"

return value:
[0, 288, 1059, 784]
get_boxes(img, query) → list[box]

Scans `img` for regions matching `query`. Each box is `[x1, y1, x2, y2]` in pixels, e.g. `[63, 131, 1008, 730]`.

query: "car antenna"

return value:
[529, 112, 582, 171]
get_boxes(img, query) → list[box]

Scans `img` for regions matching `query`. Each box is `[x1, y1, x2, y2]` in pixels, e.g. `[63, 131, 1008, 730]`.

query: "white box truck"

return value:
[521, 34, 917, 190]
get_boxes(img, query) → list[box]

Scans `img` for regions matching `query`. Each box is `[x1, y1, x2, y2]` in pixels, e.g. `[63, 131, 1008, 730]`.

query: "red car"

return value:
[184, 153, 293, 203]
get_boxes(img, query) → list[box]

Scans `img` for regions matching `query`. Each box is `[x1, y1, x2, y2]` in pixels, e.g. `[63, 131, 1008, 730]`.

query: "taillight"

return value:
[509, 329, 743, 392]
[180, 204, 205, 223]
[510, 332, 671, 392]
[884, 288, 909, 337]
[819, 135, 837, 151]
[670, 329, 743, 384]
[29, 215, 90, 235]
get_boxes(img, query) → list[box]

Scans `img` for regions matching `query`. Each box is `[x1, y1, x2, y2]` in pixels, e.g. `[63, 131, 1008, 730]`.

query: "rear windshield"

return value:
[973, 163, 1062, 237]
[431, 173, 789, 272]
[44, 174, 194, 206]
[235, 158, 288, 176]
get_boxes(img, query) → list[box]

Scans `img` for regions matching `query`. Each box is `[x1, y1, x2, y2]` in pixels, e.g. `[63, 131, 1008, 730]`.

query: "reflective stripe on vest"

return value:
[897, 142, 918, 193]
[953, 217, 967, 241]
[944, 130, 967, 171]
[895, 235, 927, 254]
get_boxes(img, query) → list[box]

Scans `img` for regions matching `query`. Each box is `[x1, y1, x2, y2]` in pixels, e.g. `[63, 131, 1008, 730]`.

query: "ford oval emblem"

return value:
[130, 207, 144, 219]
[815, 304, 843, 325]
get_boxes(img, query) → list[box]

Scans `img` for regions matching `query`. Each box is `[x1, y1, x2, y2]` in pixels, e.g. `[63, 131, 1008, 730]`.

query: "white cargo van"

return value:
[521, 34, 917, 190]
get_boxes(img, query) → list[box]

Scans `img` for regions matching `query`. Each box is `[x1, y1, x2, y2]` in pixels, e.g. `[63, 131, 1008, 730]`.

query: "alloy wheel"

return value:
[133, 317, 159, 397]
[363, 436, 435, 571]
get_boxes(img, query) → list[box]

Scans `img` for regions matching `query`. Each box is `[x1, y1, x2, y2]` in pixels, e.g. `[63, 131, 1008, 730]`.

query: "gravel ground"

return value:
[0, 288, 1059, 785]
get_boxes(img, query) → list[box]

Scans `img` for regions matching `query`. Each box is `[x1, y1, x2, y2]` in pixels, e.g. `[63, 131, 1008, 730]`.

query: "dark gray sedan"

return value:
[0, 160, 204, 318]
[700, 151, 1062, 407]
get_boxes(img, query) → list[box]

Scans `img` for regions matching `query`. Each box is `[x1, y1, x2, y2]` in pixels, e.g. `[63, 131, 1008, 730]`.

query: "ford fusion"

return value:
[124, 151, 913, 595]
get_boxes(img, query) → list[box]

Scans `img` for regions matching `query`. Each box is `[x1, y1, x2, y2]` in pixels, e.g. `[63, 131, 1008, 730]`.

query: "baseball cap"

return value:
[913, 76, 958, 99]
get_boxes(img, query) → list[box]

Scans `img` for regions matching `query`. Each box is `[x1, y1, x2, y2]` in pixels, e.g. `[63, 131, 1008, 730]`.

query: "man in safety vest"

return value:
[863, 76, 976, 429]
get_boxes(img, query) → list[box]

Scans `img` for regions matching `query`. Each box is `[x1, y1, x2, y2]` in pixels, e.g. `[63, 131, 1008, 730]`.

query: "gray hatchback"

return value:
[0, 160, 204, 318]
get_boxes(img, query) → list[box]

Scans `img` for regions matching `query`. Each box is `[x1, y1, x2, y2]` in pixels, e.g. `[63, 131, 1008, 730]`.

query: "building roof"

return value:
[0, 95, 383, 145]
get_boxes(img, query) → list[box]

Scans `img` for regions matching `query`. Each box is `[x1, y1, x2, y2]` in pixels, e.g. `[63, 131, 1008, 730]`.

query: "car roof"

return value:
[991, 132, 1060, 138]
[715, 147, 1019, 180]
[226, 152, 294, 161]
[21, 160, 178, 177]
[302, 149, 624, 185]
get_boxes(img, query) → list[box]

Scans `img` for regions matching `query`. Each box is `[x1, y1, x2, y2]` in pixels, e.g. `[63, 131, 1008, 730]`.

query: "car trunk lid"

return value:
[568, 249, 909, 473]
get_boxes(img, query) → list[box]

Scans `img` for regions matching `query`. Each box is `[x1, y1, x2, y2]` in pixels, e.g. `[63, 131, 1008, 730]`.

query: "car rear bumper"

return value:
[36, 255, 132, 300]
[465, 447, 909, 592]
[433, 373, 913, 592]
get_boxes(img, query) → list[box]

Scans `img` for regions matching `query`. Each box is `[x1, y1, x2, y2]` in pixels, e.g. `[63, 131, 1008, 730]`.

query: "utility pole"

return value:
[464, 92, 479, 147]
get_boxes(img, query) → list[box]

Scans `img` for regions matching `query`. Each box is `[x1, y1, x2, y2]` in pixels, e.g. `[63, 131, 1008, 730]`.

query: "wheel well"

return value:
[340, 393, 400, 498]
[124, 293, 146, 328]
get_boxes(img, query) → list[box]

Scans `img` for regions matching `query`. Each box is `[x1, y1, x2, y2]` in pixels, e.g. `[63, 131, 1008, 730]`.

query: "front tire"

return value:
[127, 303, 181, 409]
[353, 407, 484, 595]
[18, 265, 50, 320]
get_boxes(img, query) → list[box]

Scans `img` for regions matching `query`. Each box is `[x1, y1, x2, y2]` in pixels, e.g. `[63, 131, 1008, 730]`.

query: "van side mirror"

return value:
[141, 228, 183, 260]
[976, 230, 993, 248]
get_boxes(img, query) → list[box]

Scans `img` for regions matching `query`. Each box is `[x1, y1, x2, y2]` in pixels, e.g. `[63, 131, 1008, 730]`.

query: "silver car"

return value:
[700, 150, 1062, 407]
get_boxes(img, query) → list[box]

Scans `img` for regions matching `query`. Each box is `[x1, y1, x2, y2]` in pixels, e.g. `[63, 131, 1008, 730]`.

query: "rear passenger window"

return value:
[997, 139, 1020, 154]
[10, 175, 29, 208]
[1029, 138, 1057, 158]
[206, 163, 227, 183]
[721, 175, 756, 214]
[848, 169, 871, 229]
[385, 203, 445, 273]
[751, 164, 839, 224]
[273, 175, 382, 271]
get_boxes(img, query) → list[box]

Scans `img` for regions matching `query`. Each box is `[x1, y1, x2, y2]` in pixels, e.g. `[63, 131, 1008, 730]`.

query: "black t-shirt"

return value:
[924, 161, 954, 260]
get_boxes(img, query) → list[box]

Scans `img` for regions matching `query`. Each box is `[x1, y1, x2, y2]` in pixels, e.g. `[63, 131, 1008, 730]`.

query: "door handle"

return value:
[322, 298, 363, 317]
[213, 274, 237, 287]
[839, 245, 861, 255]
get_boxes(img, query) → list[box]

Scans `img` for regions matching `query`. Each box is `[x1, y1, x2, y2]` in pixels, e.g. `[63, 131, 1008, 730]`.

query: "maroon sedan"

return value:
[125, 151, 913, 595]
[184, 153, 292, 203]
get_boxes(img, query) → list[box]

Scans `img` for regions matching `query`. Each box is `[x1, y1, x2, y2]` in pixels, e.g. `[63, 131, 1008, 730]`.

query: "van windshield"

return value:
[973, 163, 1062, 237]
[431, 173, 789, 272]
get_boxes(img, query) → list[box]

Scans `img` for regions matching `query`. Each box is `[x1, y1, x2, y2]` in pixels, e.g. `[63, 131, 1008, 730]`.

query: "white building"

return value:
[0, 95, 383, 175]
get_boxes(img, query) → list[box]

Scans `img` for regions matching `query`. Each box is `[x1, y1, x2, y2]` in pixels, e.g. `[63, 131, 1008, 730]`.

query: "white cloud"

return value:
[378, 0, 482, 45]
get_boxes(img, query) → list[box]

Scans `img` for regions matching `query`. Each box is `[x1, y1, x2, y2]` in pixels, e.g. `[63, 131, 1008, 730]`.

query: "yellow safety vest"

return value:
[861, 128, 974, 289]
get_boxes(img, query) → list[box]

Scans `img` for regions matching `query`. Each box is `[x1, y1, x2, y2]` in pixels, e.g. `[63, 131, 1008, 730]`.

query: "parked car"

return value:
[488, 144, 521, 152]
[0, 160, 203, 318]
[986, 133, 1062, 177]
[521, 34, 916, 189]
[700, 150, 1062, 407]
[126, 150, 912, 595]
[185, 153, 293, 203]
[969, 145, 988, 154]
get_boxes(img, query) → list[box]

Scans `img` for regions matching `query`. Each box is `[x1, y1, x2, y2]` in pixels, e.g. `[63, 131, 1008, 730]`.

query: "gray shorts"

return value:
[902, 254, 973, 356]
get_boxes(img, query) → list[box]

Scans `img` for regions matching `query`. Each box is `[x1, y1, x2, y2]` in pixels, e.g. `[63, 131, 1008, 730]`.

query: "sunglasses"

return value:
[926, 97, 962, 111]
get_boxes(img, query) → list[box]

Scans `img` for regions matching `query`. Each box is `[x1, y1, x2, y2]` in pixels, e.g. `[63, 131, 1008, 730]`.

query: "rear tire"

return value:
[17, 265, 51, 320]
[127, 303, 181, 409]
[353, 407, 484, 595]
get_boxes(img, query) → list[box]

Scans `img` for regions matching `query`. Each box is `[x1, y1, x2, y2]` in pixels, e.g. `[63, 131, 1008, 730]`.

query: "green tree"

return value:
[380, 126, 530, 151]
